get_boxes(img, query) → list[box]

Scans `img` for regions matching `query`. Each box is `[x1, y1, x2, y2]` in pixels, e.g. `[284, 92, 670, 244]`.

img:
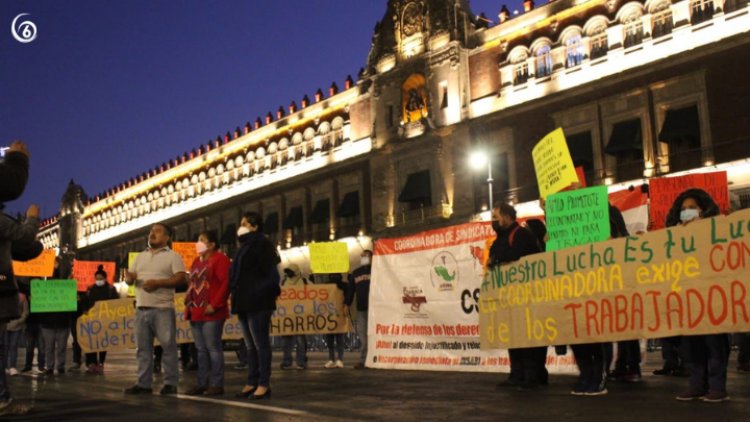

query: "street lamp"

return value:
[469, 150, 494, 209]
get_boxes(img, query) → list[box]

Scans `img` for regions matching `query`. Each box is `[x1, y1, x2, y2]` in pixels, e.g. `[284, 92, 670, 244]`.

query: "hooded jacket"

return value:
[230, 231, 281, 313]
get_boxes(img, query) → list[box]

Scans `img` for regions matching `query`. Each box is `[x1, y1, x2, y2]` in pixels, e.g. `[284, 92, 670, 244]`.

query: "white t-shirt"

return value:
[129, 247, 186, 308]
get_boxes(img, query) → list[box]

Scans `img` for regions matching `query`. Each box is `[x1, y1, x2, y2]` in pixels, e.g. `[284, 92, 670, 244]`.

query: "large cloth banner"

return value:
[77, 285, 350, 353]
[479, 208, 750, 350]
[369, 222, 577, 373]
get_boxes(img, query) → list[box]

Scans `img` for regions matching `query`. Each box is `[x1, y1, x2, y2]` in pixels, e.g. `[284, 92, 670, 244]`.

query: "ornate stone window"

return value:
[563, 30, 585, 68]
[401, 73, 429, 123]
[509, 47, 529, 85]
[621, 9, 644, 48]
[651, 2, 673, 38]
[533, 44, 553, 78]
[691, 0, 714, 24]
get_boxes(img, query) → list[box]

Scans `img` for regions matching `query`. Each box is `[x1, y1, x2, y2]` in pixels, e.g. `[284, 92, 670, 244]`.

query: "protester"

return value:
[184, 230, 231, 396]
[124, 223, 187, 396]
[280, 264, 308, 370]
[0, 140, 38, 415]
[5, 292, 28, 376]
[70, 291, 87, 371]
[40, 287, 73, 375]
[324, 273, 348, 369]
[665, 189, 730, 402]
[488, 202, 546, 391]
[345, 250, 372, 370]
[84, 266, 119, 374]
[19, 280, 45, 373]
[231, 212, 281, 400]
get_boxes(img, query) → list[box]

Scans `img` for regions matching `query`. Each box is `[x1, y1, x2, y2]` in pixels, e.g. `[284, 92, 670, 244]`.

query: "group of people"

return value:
[487, 186, 743, 403]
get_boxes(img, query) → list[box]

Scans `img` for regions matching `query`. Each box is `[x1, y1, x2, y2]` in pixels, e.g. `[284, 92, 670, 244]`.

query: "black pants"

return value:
[684, 334, 730, 394]
[71, 324, 82, 365]
[509, 347, 547, 386]
[572, 343, 606, 391]
[660, 336, 685, 370]
[23, 325, 44, 370]
[85, 352, 107, 365]
[614, 340, 641, 374]
[736, 333, 750, 365]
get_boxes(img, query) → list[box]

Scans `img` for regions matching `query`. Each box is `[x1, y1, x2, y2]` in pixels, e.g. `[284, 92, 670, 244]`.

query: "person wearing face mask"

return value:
[184, 230, 231, 396]
[83, 266, 119, 374]
[231, 212, 281, 400]
[280, 264, 309, 370]
[345, 250, 373, 369]
[487, 202, 545, 391]
[664, 189, 730, 403]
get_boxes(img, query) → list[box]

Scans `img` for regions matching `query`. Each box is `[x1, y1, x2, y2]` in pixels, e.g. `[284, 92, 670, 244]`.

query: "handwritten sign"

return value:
[532, 128, 579, 199]
[72, 260, 116, 292]
[12, 249, 56, 277]
[77, 285, 351, 352]
[545, 186, 610, 252]
[649, 171, 729, 230]
[309, 242, 350, 274]
[30, 279, 77, 313]
[172, 242, 199, 270]
[479, 208, 750, 350]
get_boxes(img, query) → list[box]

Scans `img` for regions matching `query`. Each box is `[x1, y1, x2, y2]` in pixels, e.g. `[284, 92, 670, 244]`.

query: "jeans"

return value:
[190, 320, 225, 388]
[239, 311, 273, 387]
[24, 325, 44, 370]
[281, 336, 307, 367]
[0, 323, 9, 401]
[355, 311, 368, 364]
[326, 333, 345, 361]
[572, 343, 607, 391]
[5, 330, 22, 369]
[135, 307, 178, 388]
[684, 334, 730, 394]
[41, 327, 69, 371]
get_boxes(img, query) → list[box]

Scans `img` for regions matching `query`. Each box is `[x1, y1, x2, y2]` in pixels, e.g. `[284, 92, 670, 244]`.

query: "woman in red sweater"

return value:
[184, 230, 231, 396]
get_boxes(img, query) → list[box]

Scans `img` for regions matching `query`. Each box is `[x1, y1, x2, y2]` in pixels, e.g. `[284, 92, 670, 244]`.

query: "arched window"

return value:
[585, 17, 609, 60]
[563, 29, 585, 68]
[508, 46, 529, 85]
[401, 73, 429, 123]
[619, 5, 645, 48]
[650, 2, 673, 38]
[690, 0, 714, 24]
[534, 44, 552, 78]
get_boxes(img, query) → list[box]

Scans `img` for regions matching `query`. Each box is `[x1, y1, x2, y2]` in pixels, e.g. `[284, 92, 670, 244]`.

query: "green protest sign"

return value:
[30, 279, 78, 313]
[545, 185, 610, 252]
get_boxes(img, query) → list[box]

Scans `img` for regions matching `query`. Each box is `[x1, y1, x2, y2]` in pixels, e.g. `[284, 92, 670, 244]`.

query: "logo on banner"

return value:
[402, 287, 427, 315]
[431, 251, 458, 292]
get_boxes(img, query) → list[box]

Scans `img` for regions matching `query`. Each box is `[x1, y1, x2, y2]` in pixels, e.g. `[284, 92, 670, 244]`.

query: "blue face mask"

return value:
[680, 208, 700, 223]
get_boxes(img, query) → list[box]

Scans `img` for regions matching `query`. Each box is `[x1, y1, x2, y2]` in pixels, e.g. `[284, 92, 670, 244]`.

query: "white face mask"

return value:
[360, 256, 371, 266]
[680, 208, 700, 223]
[237, 226, 251, 237]
[196, 242, 209, 254]
[95, 279, 106, 287]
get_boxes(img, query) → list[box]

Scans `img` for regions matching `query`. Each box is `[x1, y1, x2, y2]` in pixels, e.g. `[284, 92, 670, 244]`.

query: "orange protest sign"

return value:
[172, 242, 198, 270]
[649, 171, 729, 230]
[72, 260, 116, 292]
[12, 249, 56, 277]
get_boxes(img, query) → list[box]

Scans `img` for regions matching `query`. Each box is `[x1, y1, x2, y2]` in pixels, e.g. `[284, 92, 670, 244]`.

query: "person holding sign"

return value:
[487, 202, 546, 391]
[231, 212, 281, 400]
[123, 223, 187, 396]
[665, 189, 731, 403]
[83, 266, 119, 374]
[184, 231, 231, 396]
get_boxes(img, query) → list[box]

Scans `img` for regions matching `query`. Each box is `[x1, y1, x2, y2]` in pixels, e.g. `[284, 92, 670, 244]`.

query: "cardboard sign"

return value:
[532, 128, 579, 199]
[30, 279, 77, 313]
[77, 285, 351, 352]
[172, 242, 199, 270]
[545, 186, 610, 252]
[309, 242, 350, 274]
[72, 260, 116, 292]
[12, 249, 56, 277]
[479, 208, 750, 350]
[649, 171, 729, 230]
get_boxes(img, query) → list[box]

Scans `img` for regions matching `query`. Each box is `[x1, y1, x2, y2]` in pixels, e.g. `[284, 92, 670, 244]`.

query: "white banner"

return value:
[367, 221, 577, 373]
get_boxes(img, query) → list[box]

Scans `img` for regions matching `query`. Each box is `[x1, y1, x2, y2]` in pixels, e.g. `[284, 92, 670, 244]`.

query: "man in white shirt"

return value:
[123, 223, 187, 395]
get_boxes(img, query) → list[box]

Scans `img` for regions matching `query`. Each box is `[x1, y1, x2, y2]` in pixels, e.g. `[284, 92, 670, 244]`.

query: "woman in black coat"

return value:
[230, 212, 281, 400]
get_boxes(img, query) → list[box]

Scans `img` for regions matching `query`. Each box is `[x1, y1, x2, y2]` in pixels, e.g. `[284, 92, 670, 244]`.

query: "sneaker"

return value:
[585, 387, 608, 396]
[159, 385, 178, 396]
[571, 384, 588, 396]
[7, 368, 18, 377]
[702, 391, 730, 403]
[124, 385, 153, 395]
[204, 387, 224, 396]
[324, 360, 336, 369]
[676, 391, 706, 401]
[737, 363, 750, 373]
[185, 386, 207, 396]
[335, 360, 344, 368]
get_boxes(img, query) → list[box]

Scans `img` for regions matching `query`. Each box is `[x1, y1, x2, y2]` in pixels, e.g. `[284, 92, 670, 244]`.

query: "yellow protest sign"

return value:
[12, 249, 56, 277]
[309, 242, 350, 274]
[128, 252, 139, 269]
[531, 128, 579, 199]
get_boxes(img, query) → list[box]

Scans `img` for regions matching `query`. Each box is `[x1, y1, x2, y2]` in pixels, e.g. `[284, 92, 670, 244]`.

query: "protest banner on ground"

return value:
[72, 260, 116, 292]
[309, 241, 350, 274]
[369, 222, 577, 373]
[30, 279, 77, 313]
[479, 208, 750, 350]
[77, 285, 351, 353]
[649, 171, 729, 230]
[532, 128, 579, 199]
[545, 186, 610, 252]
[12, 249, 56, 277]
[172, 242, 199, 270]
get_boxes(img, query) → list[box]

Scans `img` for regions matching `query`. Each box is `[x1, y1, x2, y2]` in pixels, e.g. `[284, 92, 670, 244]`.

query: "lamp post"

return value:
[469, 151, 494, 209]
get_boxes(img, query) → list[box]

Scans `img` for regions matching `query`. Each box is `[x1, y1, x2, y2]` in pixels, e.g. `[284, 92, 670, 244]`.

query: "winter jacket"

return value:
[185, 251, 231, 321]
[230, 232, 281, 314]
[488, 221, 541, 268]
[85, 283, 119, 310]
[345, 265, 371, 311]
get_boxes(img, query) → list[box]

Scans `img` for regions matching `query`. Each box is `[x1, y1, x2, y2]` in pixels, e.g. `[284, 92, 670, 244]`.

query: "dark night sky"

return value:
[1, 0, 502, 218]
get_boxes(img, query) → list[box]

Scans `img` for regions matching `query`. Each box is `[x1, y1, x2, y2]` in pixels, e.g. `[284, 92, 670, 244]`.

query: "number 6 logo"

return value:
[12, 13, 37, 43]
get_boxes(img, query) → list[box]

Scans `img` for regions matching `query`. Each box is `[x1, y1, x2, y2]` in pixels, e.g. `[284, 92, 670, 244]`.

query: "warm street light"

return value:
[469, 150, 494, 209]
